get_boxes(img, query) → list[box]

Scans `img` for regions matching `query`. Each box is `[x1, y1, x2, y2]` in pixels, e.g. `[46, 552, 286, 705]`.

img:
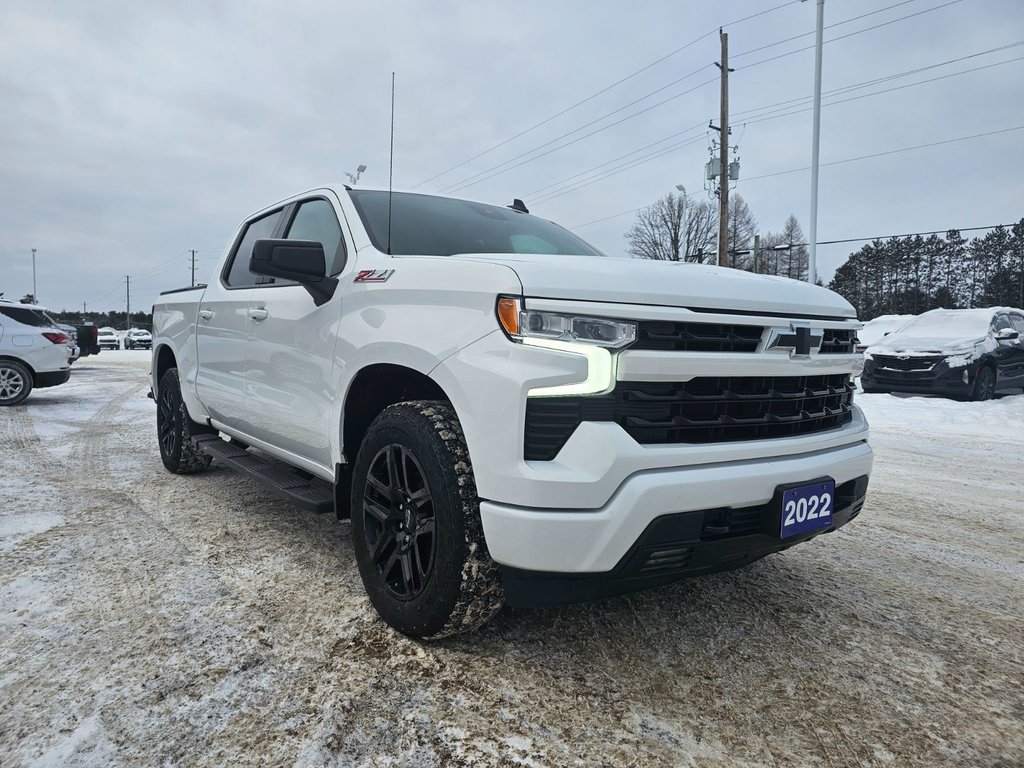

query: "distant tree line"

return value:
[828, 220, 1024, 319]
[0, 292, 151, 328]
[624, 188, 810, 280]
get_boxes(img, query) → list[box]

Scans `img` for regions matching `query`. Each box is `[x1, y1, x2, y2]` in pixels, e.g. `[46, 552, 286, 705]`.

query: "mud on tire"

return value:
[156, 367, 213, 474]
[350, 400, 504, 639]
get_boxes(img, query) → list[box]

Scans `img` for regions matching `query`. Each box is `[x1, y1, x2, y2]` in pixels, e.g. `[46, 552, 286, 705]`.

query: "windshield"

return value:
[892, 310, 993, 339]
[348, 190, 603, 257]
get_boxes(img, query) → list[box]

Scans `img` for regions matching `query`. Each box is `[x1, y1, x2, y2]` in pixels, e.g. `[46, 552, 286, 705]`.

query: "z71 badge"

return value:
[354, 269, 395, 283]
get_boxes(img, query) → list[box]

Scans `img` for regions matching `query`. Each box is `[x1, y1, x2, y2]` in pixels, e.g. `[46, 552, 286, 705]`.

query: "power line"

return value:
[543, 46, 1022, 214]
[436, 0, 969, 196]
[742, 124, 1024, 182]
[412, 0, 800, 188]
[736, 0, 966, 71]
[570, 125, 1024, 230]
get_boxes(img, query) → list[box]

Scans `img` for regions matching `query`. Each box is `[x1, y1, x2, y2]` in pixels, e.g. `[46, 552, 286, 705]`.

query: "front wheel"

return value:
[156, 367, 213, 473]
[350, 401, 504, 639]
[971, 367, 996, 401]
[0, 360, 33, 406]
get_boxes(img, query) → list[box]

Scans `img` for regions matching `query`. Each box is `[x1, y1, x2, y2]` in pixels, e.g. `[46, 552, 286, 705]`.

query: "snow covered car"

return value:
[97, 327, 120, 350]
[862, 307, 1024, 400]
[0, 301, 72, 405]
[855, 314, 914, 354]
[124, 328, 152, 350]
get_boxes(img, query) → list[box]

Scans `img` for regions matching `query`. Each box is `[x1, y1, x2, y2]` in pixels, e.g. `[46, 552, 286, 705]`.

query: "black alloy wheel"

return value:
[156, 367, 213, 473]
[350, 401, 504, 639]
[362, 443, 436, 600]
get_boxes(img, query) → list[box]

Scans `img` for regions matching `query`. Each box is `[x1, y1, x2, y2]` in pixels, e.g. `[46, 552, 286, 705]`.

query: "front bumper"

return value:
[861, 357, 974, 396]
[481, 439, 873, 575]
[502, 474, 869, 607]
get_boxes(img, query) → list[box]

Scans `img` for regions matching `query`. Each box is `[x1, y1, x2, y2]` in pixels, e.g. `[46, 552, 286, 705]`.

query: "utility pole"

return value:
[125, 275, 131, 331]
[752, 234, 761, 274]
[715, 30, 732, 268]
[807, 0, 825, 284]
[31, 248, 37, 302]
[190, 249, 197, 287]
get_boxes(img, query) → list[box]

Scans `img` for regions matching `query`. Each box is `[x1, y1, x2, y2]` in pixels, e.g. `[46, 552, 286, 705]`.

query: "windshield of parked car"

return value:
[347, 190, 603, 257]
[0, 306, 59, 328]
[892, 310, 994, 339]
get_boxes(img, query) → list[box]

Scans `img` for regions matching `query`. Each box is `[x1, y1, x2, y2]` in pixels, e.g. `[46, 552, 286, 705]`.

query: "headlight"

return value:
[496, 296, 636, 348]
[496, 296, 633, 397]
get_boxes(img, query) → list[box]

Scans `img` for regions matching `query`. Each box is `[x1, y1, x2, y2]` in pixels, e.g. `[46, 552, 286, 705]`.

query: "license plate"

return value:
[779, 480, 835, 539]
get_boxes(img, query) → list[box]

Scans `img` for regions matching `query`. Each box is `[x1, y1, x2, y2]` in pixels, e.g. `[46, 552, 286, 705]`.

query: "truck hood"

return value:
[448, 253, 855, 318]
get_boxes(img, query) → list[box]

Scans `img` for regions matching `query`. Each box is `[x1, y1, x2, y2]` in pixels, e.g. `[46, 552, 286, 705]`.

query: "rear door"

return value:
[195, 207, 283, 425]
[243, 194, 350, 469]
[1006, 313, 1024, 386]
[990, 313, 1019, 389]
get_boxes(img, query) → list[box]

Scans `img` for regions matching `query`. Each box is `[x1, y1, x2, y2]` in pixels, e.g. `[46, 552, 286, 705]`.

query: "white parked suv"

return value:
[152, 186, 872, 638]
[0, 301, 72, 405]
[97, 327, 120, 350]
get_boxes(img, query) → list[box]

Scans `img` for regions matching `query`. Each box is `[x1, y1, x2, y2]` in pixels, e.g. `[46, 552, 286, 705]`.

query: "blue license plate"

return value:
[779, 481, 835, 539]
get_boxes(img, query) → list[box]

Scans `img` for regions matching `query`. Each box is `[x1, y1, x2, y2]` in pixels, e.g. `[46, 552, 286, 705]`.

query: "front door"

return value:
[244, 196, 350, 469]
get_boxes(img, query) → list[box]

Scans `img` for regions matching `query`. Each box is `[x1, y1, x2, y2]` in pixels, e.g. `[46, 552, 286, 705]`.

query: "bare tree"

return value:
[626, 189, 716, 262]
[726, 194, 757, 269]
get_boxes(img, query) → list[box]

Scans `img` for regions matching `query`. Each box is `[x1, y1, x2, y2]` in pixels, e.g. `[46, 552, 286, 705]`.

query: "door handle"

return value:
[248, 308, 269, 321]
[198, 309, 214, 321]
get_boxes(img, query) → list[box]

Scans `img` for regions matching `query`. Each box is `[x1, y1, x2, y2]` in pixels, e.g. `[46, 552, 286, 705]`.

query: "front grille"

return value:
[872, 354, 942, 371]
[524, 373, 854, 460]
[634, 320, 763, 352]
[820, 328, 857, 354]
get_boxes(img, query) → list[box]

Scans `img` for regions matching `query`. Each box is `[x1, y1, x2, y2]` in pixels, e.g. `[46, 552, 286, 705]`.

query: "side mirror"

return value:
[995, 327, 1019, 341]
[250, 239, 338, 306]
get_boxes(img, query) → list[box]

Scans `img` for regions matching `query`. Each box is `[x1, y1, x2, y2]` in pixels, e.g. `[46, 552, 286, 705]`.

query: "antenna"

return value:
[387, 72, 395, 256]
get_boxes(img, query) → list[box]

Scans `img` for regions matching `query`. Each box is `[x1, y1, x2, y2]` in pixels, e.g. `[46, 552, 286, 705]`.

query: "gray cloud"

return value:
[1, 0, 1022, 313]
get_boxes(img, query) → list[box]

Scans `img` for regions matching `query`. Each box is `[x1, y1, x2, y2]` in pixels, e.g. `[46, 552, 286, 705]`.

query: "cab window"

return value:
[285, 199, 346, 275]
[224, 209, 282, 288]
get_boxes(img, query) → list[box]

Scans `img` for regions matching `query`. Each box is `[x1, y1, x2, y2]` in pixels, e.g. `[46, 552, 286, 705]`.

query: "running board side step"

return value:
[192, 434, 334, 513]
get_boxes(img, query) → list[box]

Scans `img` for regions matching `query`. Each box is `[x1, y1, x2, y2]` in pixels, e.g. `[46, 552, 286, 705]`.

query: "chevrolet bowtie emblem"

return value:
[765, 322, 824, 358]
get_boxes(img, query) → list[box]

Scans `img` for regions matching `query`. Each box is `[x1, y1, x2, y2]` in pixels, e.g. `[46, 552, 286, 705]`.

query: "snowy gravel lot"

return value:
[1, 352, 1022, 767]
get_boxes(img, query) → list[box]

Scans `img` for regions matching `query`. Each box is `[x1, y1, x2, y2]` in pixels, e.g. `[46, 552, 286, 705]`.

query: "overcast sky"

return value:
[2, 0, 1022, 316]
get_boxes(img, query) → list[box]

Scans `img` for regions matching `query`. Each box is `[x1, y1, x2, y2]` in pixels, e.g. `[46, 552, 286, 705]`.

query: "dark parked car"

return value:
[862, 307, 1024, 400]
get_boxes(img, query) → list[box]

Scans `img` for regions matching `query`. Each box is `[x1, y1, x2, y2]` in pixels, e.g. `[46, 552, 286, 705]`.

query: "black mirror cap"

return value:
[250, 239, 327, 283]
[996, 328, 1020, 340]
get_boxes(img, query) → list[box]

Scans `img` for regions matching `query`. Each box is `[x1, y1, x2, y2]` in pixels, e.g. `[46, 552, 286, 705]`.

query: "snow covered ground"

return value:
[1, 352, 1022, 767]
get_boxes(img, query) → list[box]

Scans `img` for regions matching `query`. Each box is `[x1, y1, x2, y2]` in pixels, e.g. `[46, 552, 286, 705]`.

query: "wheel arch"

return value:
[341, 363, 451, 465]
[0, 356, 35, 379]
[154, 344, 177, 392]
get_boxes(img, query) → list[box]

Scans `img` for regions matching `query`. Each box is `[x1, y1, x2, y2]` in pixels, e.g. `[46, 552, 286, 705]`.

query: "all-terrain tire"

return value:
[156, 367, 213, 474]
[971, 366, 996, 401]
[0, 360, 33, 406]
[350, 400, 504, 639]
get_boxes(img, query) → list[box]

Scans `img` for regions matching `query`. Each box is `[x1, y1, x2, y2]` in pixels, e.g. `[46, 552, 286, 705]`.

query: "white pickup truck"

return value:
[152, 185, 872, 639]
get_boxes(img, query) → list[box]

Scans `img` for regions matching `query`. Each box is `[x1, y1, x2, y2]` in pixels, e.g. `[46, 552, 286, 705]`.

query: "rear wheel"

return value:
[971, 367, 996, 401]
[350, 400, 503, 639]
[156, 367, 213, 473]
[0, 360, 33, 406]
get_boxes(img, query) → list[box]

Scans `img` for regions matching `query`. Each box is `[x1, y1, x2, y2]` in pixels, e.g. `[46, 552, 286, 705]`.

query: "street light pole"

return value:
[31, 248, 37, 302]
[808, 0, 824, 284]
